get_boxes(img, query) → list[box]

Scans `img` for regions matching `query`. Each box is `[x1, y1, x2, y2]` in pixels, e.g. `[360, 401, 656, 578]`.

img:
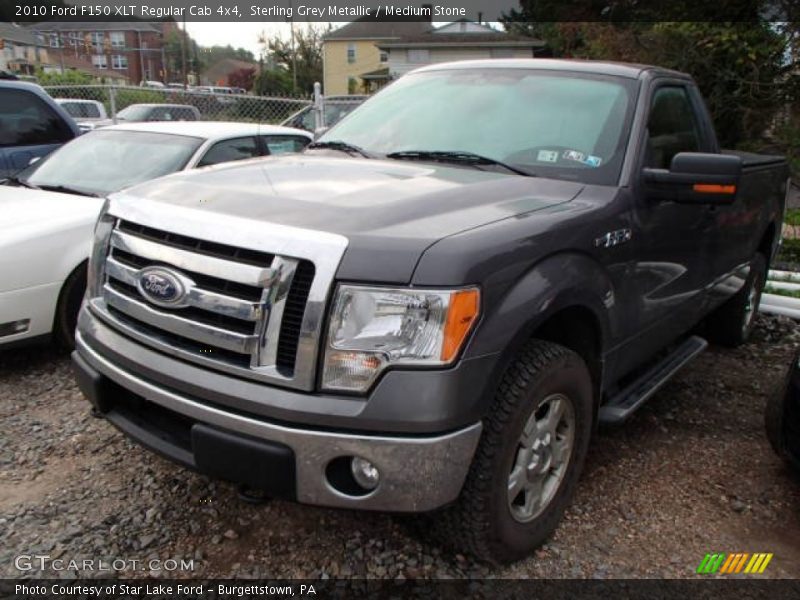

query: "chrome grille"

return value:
[92, 219, 319, 387]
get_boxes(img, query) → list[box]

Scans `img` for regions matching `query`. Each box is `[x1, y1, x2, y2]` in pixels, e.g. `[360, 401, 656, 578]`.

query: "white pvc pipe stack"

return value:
[759, 270, 800, 319]
[768, 269, 800, 283]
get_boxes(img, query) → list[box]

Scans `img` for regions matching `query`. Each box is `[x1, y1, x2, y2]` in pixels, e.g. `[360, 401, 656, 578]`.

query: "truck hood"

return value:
[119, 154, 585, 282]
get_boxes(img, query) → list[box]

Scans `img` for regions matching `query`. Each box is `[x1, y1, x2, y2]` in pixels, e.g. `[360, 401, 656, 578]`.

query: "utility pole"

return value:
[180, 13, 188, 88]
[290, 0, 297, 93]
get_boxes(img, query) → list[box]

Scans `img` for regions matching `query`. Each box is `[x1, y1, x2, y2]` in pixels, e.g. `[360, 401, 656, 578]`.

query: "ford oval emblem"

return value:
[136, 267, 186, 307]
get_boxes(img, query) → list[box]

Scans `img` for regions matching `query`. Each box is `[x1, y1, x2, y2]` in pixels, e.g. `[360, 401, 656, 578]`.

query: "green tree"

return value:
[35, 68, 93, 86]
[163, 30, 204, 84]
[257, 24, 329, 96]
[501, 4, 798, 148]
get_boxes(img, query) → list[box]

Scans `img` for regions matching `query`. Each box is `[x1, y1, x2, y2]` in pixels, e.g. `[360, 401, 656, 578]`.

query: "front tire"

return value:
[432, 340, 593, 563]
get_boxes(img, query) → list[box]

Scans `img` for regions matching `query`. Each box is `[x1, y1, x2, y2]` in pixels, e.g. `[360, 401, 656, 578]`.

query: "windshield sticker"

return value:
[537, 149, 559, 163]
[585, 155, 603, 167]
[562, 149, 586, 163]
[562, 150, 603, 168]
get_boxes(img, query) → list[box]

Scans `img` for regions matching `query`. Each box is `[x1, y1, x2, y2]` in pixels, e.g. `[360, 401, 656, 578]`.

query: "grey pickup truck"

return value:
[72, 60, 790, 562]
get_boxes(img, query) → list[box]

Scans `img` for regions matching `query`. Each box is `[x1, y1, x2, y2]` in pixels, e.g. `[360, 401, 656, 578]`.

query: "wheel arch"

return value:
[470, 251, 614, 417]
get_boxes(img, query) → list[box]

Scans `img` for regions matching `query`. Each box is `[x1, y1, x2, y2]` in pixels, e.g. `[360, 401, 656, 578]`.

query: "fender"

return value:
[463, 250, 617, 417]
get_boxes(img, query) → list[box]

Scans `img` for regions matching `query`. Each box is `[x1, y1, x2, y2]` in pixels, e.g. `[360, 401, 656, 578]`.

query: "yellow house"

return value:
[322, 18, 431, 96]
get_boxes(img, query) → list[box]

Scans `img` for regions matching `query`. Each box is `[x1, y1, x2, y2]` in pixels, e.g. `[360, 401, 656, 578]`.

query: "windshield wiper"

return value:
[37, 184, 100, 197]
[307, 140, 373, 159]
[2, 176, 41, 190]
[386, 150, 535, 177]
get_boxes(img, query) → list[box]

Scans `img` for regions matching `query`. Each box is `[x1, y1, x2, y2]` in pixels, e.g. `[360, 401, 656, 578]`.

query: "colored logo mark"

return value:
[696, 552, 773, 574]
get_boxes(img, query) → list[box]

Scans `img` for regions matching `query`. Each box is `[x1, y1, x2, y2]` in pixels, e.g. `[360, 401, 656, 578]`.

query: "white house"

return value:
[377, 20, 545, 82]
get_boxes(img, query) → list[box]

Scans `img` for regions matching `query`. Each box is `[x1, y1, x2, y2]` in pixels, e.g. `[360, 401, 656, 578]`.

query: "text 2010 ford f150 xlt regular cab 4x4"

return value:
[72, 60, 790, 562]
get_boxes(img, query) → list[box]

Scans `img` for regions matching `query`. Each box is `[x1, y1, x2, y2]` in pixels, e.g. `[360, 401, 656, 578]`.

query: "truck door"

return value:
[628, 82, 715, 356]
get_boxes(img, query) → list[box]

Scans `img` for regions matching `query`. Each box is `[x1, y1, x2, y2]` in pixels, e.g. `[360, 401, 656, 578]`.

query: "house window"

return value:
[90, 32, 104, 50]
[379, 51, 388, 63]
[111, 55, 128, 70]
[110, 32, 125, 48]
[347, 43, 356, 64]
[92, 54, 108, 69]
[68, 32, 81, 47]
[49, 33, 62, 48]
[406, 49, 430, 63]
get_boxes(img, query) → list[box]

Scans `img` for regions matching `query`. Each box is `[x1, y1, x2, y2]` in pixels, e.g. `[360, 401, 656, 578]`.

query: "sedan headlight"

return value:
[86, 200, 115, 298]
[322, 285, 480, 392]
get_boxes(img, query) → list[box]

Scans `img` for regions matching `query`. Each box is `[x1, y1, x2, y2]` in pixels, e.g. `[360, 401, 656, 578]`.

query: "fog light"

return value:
[0, 319, 30, 338]
[350, 457, 380, 490]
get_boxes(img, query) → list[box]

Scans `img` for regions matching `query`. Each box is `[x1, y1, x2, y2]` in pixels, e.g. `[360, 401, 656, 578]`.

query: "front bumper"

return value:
[73, 326, 483, 512]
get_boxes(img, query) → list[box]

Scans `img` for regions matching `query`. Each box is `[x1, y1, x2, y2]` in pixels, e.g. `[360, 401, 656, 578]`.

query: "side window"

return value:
[197, 137, 259, 167]
[645, 86, 701, 169]
[261, 135, 311, 155]
[299, 109, 315, 131]
[149, 107, 168, 120]
[0, 89, 74, 147]
[176, 108, 197, 120]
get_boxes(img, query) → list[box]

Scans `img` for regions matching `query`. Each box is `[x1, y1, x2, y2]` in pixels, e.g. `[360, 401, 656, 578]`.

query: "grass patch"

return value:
[776, 237, 800, 267]
[765, 284, 800, 299]
[786, 208, 800, 228]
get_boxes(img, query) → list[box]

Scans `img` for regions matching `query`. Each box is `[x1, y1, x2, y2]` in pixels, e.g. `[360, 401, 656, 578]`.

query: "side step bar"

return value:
[599, 335, 708, 424]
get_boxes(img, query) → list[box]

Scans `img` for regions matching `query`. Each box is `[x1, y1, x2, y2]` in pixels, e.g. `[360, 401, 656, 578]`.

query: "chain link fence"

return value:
[43, 85, 313, 126]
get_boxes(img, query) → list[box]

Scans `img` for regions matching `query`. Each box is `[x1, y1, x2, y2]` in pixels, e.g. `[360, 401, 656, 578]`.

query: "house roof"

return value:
[0, 22, 43, 46]
[377, 32, 545, 49]
[324, 17, 432, 41]
[27, 21, 161, 33]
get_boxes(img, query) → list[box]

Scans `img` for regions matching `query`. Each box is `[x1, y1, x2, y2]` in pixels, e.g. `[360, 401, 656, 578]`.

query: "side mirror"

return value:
[642, 152, 742, 205]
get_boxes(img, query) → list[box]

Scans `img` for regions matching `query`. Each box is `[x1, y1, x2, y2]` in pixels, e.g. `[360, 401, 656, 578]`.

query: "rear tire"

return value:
[705, 253, 766, 347]
[430, 339, 593, 564]
[53, 263, 87, 350]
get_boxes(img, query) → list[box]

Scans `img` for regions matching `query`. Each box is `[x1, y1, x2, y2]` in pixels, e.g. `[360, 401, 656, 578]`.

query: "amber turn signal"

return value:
[441, 289, 480, 362]
[693, 183, 736, 194]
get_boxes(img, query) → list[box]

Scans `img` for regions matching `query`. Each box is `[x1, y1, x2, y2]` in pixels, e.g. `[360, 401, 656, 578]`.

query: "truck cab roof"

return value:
[415, 58, 692, 81]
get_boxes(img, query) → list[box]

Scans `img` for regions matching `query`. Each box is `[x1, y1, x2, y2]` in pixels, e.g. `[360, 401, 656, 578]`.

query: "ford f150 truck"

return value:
[72, 60, 790, 563]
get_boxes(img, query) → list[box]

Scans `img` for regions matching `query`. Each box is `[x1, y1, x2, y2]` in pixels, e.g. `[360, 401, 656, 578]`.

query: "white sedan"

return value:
[0, 121, 312, 349]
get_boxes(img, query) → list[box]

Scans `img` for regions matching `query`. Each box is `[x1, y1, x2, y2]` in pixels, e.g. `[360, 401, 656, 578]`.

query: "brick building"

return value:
[28, 21, 176, 84]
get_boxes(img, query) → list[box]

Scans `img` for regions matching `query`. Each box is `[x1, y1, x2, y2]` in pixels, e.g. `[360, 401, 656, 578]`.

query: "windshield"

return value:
[116, 105, 152, 121]
[321, 69, 637, 184]
[23, 130, 203, 196]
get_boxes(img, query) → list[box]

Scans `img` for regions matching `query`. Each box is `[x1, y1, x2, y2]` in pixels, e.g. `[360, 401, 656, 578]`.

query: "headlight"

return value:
[86, 200, 115, 298]
[322, 285, 480, 392]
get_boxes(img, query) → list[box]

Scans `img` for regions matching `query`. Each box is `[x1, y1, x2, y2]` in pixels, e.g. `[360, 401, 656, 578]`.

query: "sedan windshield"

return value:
[320, 68, 636, 184]
[22, 130, 203, 196]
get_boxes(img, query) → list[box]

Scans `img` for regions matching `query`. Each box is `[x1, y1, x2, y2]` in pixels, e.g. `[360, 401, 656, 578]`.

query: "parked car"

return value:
[92, 103, 202, 128]
[0, 121, 312, 349]
[281, 95, 367, 132]
[140, 80, 166, 89]
[55, 98, 108, 132]
[72, 60, 789, 563]
[766, 350, 800, 472]
[0, 80, 80, 178]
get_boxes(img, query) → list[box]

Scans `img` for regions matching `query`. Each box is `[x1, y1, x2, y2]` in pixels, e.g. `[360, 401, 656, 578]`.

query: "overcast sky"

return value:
[184, 22, 337, 58]
[184, 21, 497, 59]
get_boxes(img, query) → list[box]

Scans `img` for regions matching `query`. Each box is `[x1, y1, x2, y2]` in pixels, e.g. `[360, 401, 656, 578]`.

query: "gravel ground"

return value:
[1, 315, 799, 579]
